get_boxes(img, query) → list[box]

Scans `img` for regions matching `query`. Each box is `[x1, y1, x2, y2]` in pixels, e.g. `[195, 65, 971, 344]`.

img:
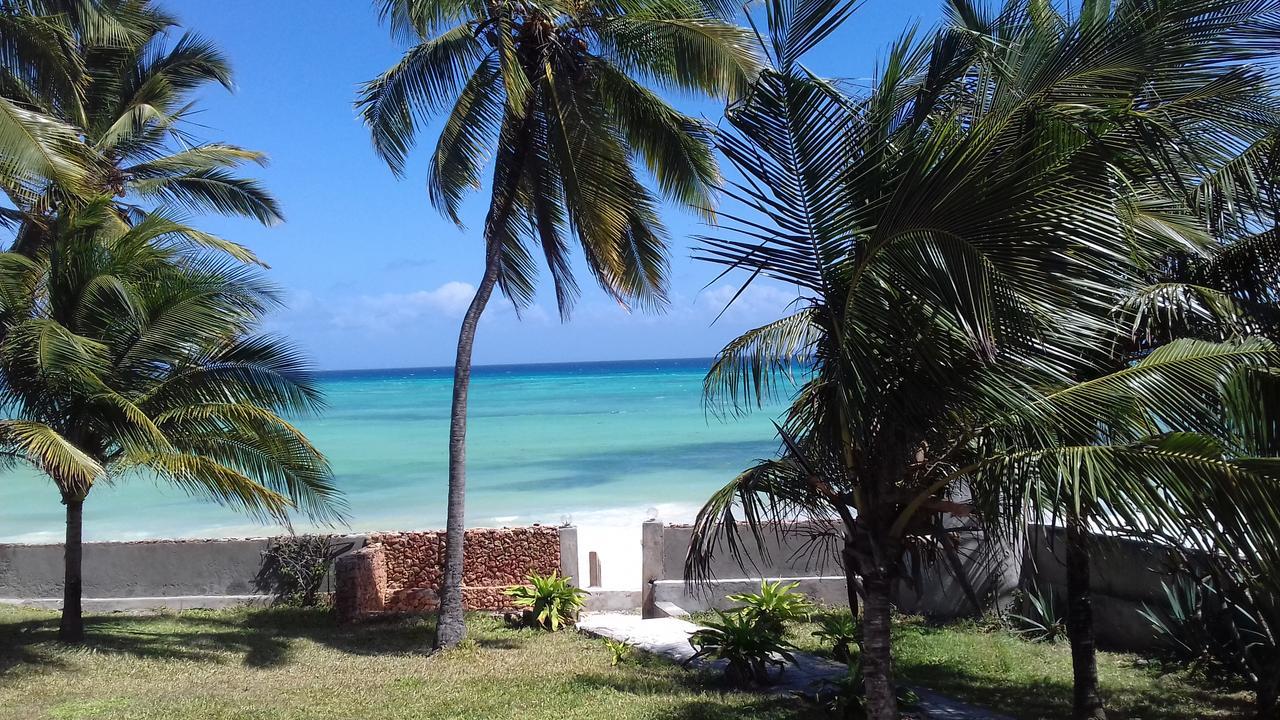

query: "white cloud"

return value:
[696, 282, 802, 319]
[331, 281, 476, 332]
[327, 281, 551, 334]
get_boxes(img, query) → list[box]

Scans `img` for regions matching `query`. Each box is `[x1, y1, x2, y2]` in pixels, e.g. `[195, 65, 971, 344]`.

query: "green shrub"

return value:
[727, 580, 814, 636]
[687, 610, 796, 685]
[1140, 575, 1273, 690]
[812, 613, 860, 663]
[503, 572, 588, 631]
[257, 535, 355, 607]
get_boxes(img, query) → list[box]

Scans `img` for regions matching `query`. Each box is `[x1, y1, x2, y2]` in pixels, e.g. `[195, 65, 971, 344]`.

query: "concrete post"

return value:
[558, 525, 580, 586]
[641, 520, 664, 618]
[588, 551, 601, 588]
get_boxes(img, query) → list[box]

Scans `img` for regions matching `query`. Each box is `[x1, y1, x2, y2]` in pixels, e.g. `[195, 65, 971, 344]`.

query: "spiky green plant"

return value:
[727, 579, 814, 636]
[503, 571, 587, 631]
[687, 609, 796, 685]
[812, 613, 859, 663]
[358, 0, 759, 649]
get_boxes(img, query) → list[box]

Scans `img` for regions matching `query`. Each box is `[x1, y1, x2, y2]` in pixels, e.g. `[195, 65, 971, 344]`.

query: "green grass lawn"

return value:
[0, 606, 798, 720]
[783, 610, 1254, 720]
[0, 605, 1255, 720]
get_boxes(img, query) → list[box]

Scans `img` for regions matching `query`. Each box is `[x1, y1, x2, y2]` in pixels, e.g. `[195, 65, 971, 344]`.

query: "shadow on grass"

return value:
[570, 671, 807, 718]
[0, 607, 439, 674]
[894, 643, 1254, 720]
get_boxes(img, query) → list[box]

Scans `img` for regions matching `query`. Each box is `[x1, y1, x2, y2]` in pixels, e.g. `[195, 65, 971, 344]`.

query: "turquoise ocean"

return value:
[0, 358, 785, 544]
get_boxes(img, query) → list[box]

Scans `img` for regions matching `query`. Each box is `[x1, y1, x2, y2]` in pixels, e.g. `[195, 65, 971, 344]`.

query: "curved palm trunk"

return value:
[434, 247, 502, 650]
[58, 493, 85, 643]
[861, 570, 898, 720]
[433, 109, 532, 651]
[1066, 514, 1106, 720]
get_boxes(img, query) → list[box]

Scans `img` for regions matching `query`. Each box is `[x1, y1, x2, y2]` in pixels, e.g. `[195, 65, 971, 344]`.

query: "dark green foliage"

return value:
[1140, 571, 1279, 700]
[808, 662, 919, 719]
[1009, 584, 1067, 644]
[812, 613, 859, 663]
[257, 536, 355, 608]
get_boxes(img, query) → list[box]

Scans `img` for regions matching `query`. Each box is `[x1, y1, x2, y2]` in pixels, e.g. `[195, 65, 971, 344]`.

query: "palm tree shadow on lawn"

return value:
[0, 607, 441, 672]
[0, 608, 805, 719]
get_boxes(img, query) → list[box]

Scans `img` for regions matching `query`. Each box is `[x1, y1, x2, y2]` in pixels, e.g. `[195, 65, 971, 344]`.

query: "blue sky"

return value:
[170, 0, 943, 370]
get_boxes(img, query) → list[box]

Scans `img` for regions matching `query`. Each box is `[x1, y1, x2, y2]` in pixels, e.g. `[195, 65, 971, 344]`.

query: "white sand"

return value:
[568, 502, 700, 589]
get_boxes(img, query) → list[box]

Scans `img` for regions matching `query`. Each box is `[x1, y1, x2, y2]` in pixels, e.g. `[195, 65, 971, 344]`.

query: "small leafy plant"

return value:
[812, 613, 860, 663]
[727, 580, 815, 636]
[1009, 583, 1066, 643]
[687, 610, 797, 685]
[604, 638, 631, 666]
[503, 572, 588, 631]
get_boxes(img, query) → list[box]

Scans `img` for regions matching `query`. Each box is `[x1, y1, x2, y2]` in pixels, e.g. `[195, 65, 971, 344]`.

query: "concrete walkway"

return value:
[577, 613, 1011, 720]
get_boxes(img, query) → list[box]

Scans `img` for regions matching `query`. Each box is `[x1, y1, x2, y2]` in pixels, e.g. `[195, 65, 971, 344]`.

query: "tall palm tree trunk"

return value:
[58, 493, 85, 643]
[433, 113, 530, 651]
[434, 245, 502, 650]
[861, 569, 898, 720]
[1066, 513, 1106, 720]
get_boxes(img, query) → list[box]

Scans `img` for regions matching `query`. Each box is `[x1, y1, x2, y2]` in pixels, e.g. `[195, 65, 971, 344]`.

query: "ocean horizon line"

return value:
[313, 355, 718, 377]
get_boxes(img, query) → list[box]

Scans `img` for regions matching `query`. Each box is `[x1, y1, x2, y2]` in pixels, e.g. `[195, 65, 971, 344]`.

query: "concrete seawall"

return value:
[0, 521, 1196, 652]
[0, 535, 367, 611]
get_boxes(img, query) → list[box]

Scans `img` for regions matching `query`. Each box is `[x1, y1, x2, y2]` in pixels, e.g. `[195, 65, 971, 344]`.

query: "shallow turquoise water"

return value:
[0, 358, 785, 542]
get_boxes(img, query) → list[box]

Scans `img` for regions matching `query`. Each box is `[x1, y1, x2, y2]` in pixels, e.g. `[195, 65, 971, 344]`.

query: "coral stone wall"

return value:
[339, 526, 562, 618]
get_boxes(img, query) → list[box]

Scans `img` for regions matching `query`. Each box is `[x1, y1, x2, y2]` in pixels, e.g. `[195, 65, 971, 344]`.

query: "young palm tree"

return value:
[685, 1, 1280, 716]
[357, 0, 759, 648]
[0, 199, 344, 643]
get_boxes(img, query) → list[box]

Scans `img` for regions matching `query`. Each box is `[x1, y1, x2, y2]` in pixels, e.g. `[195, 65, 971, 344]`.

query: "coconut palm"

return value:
[0, 0, 339, 643]
[684, 0, 1280, 716]
[357, 0, 759, 648]
[0, 198, 344, 643]
[0, 0, 112, 211]
[3, 0, 280, 259]
[939, 4, 1280, 716]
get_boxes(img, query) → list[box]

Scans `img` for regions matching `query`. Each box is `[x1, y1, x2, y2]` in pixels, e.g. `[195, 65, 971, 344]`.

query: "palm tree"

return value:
[0, 198, 344, 643]
[357, 0, 759, 648]
[0, 0, 339, 643]
[943, 5, 1280, 716]
[684, 1, 1280, 716]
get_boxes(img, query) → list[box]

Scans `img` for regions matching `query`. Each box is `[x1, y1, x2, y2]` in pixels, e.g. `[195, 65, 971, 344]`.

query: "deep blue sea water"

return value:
[0, 358, 785, 543]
